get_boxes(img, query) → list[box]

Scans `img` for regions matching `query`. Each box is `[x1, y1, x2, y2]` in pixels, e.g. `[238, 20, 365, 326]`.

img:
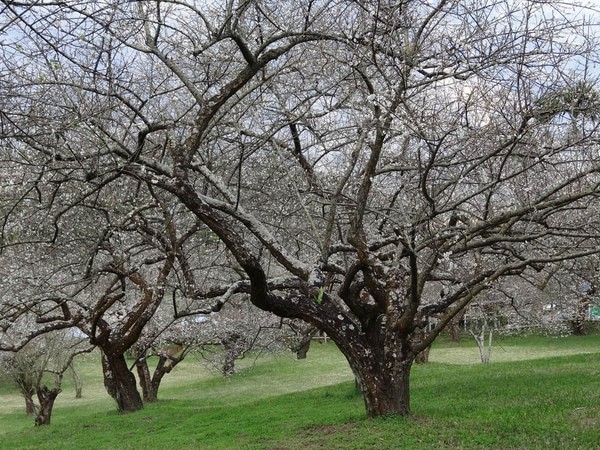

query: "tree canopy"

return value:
[1, 0, 600, 417]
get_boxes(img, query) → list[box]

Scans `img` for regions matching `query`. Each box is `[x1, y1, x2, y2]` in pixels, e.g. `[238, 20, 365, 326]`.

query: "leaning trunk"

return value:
[243, 258, 417, 418]
[101, 352, 143, 413]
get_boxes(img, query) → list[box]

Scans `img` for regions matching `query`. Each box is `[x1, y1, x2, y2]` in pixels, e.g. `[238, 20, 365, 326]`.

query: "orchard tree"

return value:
[2, 0, 600, 418]
[0, 330, 91, 425]
[285, 320, 320, 360]
[0, 172, 220, 412]
[463, 262, 598, 341]
[81, 187, 194, 413]
[130, 315, 197, 403]
[194, 297, 292, 376]
[464, 294, 505, 364]
[529, 257, 600, 335]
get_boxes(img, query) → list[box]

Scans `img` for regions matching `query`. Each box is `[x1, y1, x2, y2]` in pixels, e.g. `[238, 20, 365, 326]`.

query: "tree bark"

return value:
[414, 328, 431, 364]
[221, 333, 242, 376]
[15, 377, 37, 416]
[448, 319, 461, 342]
[448, 309, 466, 342]
[34, 386, 60, 426]
[148, 355, 179, 400]
[24, 391, 36, 416]
[292, 326, 317, 359]
[135, 357, 158, 403]
[571, 319, 586, 335]
[571, 300, 588, 335]
[294, 338, 312, 359]
[414, 345, 431, 364]
[470, 323, 493, 364]
[69, 362, 83, 399]
[330, 329, 415, 418]
[133, 345, 185, 403]
[351, 356, 412, 418]
[101, 352, 143, 413]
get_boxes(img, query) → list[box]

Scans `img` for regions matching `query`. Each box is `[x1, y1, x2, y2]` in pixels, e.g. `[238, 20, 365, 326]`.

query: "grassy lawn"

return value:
[0, 334, 599, 449]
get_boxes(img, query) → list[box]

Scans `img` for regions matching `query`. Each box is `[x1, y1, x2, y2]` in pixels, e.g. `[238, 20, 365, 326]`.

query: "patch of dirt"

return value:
[302, 422, 359, 436]
[570, 407, 599, 429]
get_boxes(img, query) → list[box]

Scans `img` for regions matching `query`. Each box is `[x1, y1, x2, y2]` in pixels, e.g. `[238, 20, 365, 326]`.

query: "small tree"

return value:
[0, 349, 37, 416]
[130, 318, 196, 403]
[197, 299, 290, 376]
[0, 330, 91, 425]
[285, 320, 319, 360]
[466, 304, 496, 364]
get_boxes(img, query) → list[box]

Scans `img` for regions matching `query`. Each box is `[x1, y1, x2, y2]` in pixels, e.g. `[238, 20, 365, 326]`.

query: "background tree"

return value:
[130, 314, 199, 403]
[525, 258, 600, 335]
[465, 298, 502, 364]
[0, 173, 213, 412]
[194, 297, 291, 376]
[285, 320, 320, 360]
[2, 0, 600, 419]
[0, 330, 91, 425]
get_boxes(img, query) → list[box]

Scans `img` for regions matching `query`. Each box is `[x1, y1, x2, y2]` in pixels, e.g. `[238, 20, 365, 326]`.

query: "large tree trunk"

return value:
[334, 332, 415, 418]
[351, 357, 412, 418]
[101, 352, 143, 413]
[247, 275, 420, 418]
[34, 386, 60, 426]
[362, 370, 411, 418]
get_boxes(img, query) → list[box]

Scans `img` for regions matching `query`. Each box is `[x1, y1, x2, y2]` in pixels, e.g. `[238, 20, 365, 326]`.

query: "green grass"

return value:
[430, 332, 600, 364]
[1, 335, 599, 449]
